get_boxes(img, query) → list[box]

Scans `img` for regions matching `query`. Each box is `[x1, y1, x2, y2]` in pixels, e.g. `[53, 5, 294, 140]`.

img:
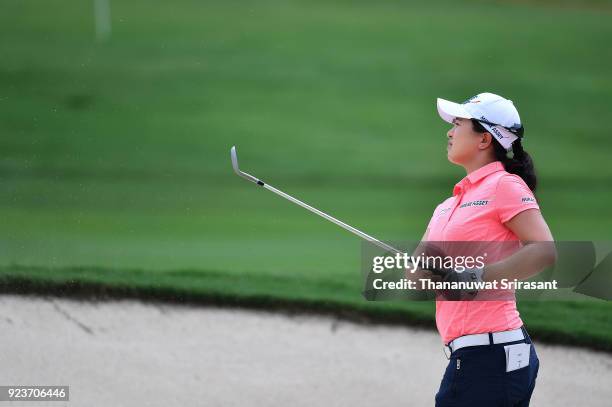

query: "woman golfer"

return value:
[422, 92, 556, 406]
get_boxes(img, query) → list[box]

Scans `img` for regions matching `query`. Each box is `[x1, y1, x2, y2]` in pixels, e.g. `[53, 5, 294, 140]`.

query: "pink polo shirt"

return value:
[425, 161, 540, 343]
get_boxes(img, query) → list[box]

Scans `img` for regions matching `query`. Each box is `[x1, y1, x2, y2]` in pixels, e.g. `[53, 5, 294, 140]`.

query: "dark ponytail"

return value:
[471, 119, 537, 192]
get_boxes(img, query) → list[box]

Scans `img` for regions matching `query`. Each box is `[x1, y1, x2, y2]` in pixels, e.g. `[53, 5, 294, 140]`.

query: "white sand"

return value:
[0, 295, 610, 406]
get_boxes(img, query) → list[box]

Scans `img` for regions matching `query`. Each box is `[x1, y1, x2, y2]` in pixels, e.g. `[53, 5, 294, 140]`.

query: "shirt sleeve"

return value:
[426, 203, 442, 230]
[495, 174, 540, 223]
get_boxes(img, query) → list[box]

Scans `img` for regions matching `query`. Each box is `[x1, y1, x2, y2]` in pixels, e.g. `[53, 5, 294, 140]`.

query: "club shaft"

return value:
[261, 182, 402, 255]
[230, 146, 403, 256]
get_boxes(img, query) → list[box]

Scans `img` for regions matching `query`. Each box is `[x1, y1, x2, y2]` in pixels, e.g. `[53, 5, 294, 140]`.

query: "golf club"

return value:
[230, 145, 402, 255]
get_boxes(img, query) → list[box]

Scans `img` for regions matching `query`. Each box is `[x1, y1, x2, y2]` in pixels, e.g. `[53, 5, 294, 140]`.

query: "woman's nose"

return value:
[447, 128, 453, 138]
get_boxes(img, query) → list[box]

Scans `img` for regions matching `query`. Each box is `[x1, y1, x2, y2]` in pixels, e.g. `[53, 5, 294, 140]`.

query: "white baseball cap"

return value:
[437, 92, 523, 150]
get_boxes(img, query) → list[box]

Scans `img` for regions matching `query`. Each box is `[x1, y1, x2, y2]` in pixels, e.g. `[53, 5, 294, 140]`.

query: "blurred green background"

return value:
[1, 0, 611, 347]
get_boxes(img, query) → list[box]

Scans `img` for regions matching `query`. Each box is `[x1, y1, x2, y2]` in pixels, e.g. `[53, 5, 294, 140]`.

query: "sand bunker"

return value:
[1, 295, 610, 406]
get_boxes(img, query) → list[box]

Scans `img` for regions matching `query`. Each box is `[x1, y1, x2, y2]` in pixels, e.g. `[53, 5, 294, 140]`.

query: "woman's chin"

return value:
[447, 153, 460, 165]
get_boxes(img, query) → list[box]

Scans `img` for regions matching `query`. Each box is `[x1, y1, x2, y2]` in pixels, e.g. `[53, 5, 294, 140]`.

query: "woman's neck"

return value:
[463, 156, 497, 175]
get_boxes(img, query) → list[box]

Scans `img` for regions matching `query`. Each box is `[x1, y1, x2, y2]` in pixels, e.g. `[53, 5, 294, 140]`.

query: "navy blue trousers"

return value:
[435, 328, 539, 407]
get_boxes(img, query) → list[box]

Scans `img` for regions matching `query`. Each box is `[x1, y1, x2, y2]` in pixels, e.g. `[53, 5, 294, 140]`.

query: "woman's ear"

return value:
[478, 132, 493, 150]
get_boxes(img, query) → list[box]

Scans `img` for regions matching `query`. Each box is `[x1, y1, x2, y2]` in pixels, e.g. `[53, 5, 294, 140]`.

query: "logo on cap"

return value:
[462, 95, 480, 104]
[491, 128, 505, 139]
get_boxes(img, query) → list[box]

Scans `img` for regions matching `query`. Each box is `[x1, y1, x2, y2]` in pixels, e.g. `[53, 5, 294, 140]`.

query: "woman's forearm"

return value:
[483, 241, 557, 282]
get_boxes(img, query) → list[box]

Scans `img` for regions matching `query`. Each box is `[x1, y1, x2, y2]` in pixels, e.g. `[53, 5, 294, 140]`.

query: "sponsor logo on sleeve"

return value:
[522, 197, 537, 204]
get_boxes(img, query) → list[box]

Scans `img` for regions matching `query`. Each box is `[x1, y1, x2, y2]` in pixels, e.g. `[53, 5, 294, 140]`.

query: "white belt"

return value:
[447, 328, 525, 353]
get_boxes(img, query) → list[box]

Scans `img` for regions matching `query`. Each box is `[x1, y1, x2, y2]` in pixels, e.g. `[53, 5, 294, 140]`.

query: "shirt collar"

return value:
[453, 161, 504, 196]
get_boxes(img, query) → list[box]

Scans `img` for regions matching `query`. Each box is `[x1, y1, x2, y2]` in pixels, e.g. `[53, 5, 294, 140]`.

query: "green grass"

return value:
[2, 264, 611, 351]
[1, 0, 611, 349]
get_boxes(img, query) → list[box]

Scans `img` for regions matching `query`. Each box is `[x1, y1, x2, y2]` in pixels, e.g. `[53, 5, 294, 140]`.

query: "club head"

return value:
[230, 146, 262, 185]
[230, 146, 241, 175]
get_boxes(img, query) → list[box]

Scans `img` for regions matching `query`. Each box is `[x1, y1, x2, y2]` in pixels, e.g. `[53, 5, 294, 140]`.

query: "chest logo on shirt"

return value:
[459, 199, 489, 209]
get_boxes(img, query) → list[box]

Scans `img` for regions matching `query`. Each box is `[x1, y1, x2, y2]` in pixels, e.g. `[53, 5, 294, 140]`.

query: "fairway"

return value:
[1, 0, 612, 349]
